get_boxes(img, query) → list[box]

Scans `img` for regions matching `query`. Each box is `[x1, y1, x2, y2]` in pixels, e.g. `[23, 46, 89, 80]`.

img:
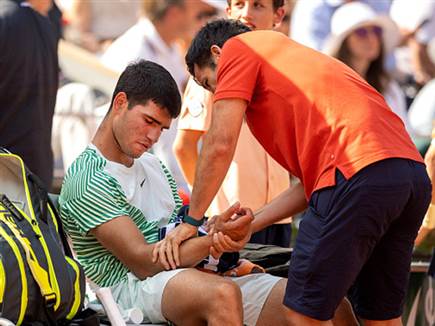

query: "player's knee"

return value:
[211, 279, 243, 310]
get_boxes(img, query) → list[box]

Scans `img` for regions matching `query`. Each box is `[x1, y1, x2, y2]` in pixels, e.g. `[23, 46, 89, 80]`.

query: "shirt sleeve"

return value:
[214, 38, 261, 104]
[63, 171, 129, 235]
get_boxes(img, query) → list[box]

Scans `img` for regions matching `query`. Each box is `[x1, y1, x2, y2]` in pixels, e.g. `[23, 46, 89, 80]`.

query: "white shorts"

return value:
[110, 270, 282, 325]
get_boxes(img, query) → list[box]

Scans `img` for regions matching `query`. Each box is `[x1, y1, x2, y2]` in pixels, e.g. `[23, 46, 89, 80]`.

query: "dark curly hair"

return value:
[109, 60, 181, 118]
[185, 19, 251, 76]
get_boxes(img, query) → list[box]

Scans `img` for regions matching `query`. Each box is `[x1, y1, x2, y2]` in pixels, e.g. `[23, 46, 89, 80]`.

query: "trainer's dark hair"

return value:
[109, 60, 181, 118]
[186, 19, 251, 76]
[226, 0, 284, 10]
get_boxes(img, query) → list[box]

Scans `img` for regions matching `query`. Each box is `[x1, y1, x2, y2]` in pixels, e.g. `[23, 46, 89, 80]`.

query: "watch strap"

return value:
[183, 214, 205, 227]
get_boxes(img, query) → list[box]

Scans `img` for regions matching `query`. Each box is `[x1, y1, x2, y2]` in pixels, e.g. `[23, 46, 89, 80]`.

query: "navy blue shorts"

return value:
[284, 158, 431, 321]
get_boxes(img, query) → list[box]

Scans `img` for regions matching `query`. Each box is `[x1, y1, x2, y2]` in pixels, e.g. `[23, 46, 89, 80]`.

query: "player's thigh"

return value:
[162, 269, 242, 322]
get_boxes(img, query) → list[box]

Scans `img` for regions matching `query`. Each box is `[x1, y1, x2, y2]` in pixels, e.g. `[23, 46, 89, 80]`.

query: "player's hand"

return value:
[210, 229, 252, 259]
[152, 223, 198, 269]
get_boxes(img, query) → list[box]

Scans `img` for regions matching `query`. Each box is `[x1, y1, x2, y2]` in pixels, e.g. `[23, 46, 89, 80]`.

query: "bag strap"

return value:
[0, 212, 57, 310]
[47, 195, 73, 258]
[27, 173, 48, 224]
[0, 195, 23, 221]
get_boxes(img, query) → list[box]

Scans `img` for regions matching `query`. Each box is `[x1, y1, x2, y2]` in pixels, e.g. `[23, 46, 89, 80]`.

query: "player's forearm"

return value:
[132, 235, 213, 279]
[252, 183, 307, 233]
[178, 234, 214, 267]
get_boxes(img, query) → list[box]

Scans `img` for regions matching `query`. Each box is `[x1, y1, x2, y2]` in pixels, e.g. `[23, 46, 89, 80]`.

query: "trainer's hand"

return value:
[209, 205, 253, 259]
[204, 215, 217, 233]
[152, 223, 198, 269]
[206, 202, 243, 233]
[212, 205, 254, 241]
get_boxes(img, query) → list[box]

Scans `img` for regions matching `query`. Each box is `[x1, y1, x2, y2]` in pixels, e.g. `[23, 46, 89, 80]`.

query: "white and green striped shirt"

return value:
[59, 146, 182, 287]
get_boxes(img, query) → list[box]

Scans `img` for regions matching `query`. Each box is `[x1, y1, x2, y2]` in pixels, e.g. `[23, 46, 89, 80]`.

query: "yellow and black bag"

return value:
[0, 148, 85, 325]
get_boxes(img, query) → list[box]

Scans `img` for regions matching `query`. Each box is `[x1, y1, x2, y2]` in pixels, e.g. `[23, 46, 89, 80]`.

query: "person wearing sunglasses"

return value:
[324, 1, 413, 136]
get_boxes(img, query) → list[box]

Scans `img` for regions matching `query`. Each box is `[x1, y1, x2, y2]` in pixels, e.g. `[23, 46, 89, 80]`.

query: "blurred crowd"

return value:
[1, 0, 435, 242]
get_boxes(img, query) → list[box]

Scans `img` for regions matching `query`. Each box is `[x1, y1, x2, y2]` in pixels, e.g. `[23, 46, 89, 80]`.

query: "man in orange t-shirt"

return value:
[174, 0, 292, 248]
[155, 20, 431, 325]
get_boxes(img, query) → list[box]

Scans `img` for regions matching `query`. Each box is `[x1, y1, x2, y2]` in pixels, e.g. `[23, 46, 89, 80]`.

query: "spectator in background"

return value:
[324, 2, 412, 136]
[0, 0, 60, 189]
[101, 0, 200, 192]
[390, 0, 435, 86]
[415, 126, 435, 246]
[177, 0, 226, 54]
[174, 0, 293, 248]
[101, 0, 191, 87]
[290, 0, 391, 51]
[66, 0, 139, 54]
[413, 36, 435, 246]
[274, 0, 296, 36]
[408, 79, 435, 141]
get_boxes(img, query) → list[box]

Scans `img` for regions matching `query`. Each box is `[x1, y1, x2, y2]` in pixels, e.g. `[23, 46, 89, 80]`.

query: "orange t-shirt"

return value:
[214, 30, 423, 199]
[179, 78, 291, 221]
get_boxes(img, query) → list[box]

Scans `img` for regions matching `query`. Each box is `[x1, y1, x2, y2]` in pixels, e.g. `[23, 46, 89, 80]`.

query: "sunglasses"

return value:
[353, 25, 383, 38]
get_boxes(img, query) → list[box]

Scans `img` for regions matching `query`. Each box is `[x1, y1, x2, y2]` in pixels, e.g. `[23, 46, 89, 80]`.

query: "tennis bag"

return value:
[0, 148, 85, 325]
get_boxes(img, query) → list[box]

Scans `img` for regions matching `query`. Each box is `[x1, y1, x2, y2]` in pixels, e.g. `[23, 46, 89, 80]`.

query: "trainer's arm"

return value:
[173, 129, 204, 188]
[188, 98, 247, 219]
[252, 183, 308, 233]
[91, 215, 213, 279]
[157, 98, 247, 268]
[209, 184, 307, 254]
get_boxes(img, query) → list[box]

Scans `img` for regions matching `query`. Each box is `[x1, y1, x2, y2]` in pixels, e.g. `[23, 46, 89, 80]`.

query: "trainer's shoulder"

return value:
[236, 30, 286, 44]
